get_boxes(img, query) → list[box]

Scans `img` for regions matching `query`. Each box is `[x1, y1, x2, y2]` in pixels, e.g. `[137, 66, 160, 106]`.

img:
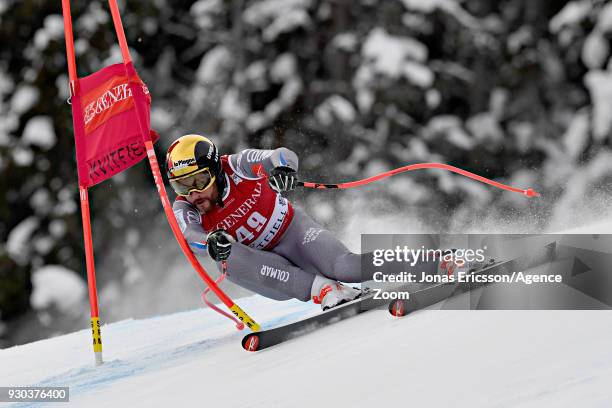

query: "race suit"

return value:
[172, 147, 372, 301]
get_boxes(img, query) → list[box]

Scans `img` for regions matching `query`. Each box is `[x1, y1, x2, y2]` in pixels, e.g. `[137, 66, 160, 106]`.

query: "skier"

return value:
[166, 134, 366, 310]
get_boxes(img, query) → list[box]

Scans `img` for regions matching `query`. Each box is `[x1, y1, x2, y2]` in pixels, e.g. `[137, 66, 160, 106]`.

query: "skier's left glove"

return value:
[206, 229, 235, 262]
[268, 166, 298, 193]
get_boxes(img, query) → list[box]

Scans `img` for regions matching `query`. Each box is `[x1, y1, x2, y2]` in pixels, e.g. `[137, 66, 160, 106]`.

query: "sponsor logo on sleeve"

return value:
[246, 150, 273, 163]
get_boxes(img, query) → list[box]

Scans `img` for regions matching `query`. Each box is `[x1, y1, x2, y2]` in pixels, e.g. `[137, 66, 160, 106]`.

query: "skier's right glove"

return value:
[206, 229, 235, 261]
[268, 166, 298, 193]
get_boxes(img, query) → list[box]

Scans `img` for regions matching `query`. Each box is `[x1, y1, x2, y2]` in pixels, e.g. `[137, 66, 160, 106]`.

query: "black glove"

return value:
[206, 229, 235, 261]
[268, 166, 298, 193]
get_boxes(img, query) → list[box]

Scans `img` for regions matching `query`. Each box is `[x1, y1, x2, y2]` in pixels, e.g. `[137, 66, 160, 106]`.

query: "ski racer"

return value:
[165, 134, 490, 311]
[166, 134, 366, 310]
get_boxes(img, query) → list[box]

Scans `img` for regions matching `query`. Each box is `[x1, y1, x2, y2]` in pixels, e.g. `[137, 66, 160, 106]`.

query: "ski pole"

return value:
[201, 261, 245, 330]
[296, 162, 540, 197]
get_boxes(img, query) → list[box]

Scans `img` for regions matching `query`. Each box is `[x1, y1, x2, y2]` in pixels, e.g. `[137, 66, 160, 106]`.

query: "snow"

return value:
[55, 74, 70, 102]
[245, 60, 267, 89]
[2, 281, 612, 407]
[33, 14, 64, 49]
[353, 65, 375, 112]
[196, 45, 233, 84]
[584, 70, 612, 141]
[401, 0, 453, 14]
[243, 0, 313, 41]
[490, 88, 509, 118]
[11, 85, 39, 114]
[355, 87, 374, 113]
[388, 177, 430, 203]
[219, 87, 247, 121]
[11, 145, 34, 166]
[191, 0, 222, 17]
[359, 28, 434, 89]
[363, 28, 428, 74]
[30, 265, 86, 314]
[595, 2, 612, 33]
[30, 188, 51, 215]
[549, 1, 592, 33]
[100, 45, 125, 67]
[466, 112, 504, 144]
[445, 127, 474, 150]
[6, 216, 39, 265]
[33, 236, 54, 256]
[33, 30, 51, 50]
[456, 176, 491, 201]
[507, 26, 533, 54]
[359, 28, 434, 88]
[0, 67, 14, 97]
[326, 96, 356, 123]
[581, 32, 609, 70]
[243, 0, 312, 27]
[425, 88, 441, 108]
[246, 76, 302, 130]
[77, 1, 109, 33]
[150, 107, 175, 132]
[426, 115, 474, 149]
[246, 112, 267, 132]
[49, 219, 67, 238]
[263, 8, 310, 41]
[53, 187, 78, 216]
[280, 78, 303, 106]
[402, 60, 434, 88]
[400, 0, 481, 29]
[563, 110, 590, 159]
[270, 53, 297, 82]
[315, 95, 356, 125]
[402, 13, 433, 33]
[22, 116, 56, 150]
[309, 200, 334, 222]
[190, 0, 223, 29]
[74, 38, 89, 56]
[332, 33, 358, 52]
[548, 151, 612, 229]
[408, 138, 431, 160]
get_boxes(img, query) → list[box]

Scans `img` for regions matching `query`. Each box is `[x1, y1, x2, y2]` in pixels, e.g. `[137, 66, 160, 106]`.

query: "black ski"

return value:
[241, 260, 511, 352]
[242, 290, 384, 351]
[242, 242, 555, 351]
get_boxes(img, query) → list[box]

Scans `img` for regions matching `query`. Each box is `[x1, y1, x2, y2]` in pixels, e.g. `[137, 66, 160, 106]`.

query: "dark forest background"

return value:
[2, 0, 612, 347]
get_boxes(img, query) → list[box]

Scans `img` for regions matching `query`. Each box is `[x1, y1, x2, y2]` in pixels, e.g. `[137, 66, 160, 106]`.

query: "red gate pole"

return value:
[61, 0, 104, 366]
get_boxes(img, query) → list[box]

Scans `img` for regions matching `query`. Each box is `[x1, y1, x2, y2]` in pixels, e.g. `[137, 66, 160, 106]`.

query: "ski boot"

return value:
[311, 276, 362, 311]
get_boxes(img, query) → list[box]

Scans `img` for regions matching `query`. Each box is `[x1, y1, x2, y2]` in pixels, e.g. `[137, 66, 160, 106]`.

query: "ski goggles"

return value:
[169, 168, 215, 196]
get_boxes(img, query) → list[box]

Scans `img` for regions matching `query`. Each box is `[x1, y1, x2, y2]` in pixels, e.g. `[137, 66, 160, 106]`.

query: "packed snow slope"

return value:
[3, 221, 612, 408]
